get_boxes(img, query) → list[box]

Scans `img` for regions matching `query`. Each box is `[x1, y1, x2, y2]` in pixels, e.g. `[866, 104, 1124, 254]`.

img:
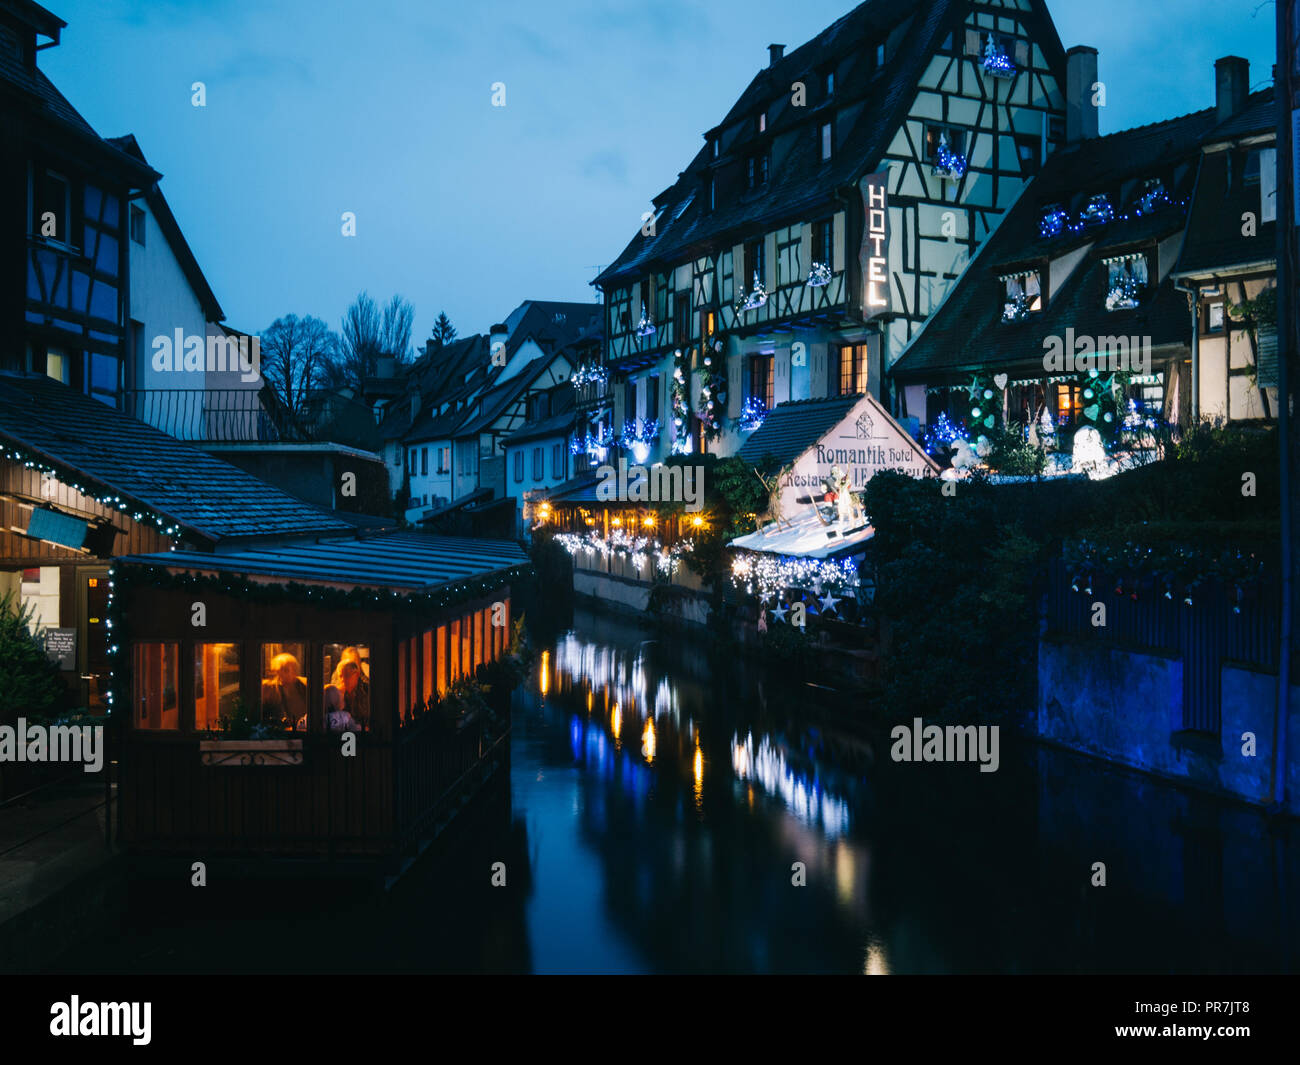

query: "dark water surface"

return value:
[50, 609, 1297, 973]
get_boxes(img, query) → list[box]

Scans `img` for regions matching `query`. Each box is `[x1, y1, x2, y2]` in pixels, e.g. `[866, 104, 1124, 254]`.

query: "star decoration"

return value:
[965, 376, 984, 402]
[770, 602, 789, 624]
[818, 591, 840, 614]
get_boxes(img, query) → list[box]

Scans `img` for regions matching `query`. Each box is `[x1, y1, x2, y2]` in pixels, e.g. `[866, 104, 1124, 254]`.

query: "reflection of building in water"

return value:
[732, 732, 852, 839]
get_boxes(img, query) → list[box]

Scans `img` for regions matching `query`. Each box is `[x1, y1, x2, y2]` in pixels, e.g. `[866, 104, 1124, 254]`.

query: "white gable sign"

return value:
[777, 394, 937, 515]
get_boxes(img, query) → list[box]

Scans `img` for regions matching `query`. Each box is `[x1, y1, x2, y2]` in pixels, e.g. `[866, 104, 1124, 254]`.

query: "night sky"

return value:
[42, 0, 1277, 347]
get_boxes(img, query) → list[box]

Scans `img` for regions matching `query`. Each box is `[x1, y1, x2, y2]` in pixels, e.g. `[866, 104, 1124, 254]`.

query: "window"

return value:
[758, 110, 767, 133]
[1206, 301, 1225, 333]
[33, 169, 70, 243]
[1015, 134, 1041, 176]
[133, 643, 178, 730]
[1056, 384, 1085, 426]
[129, 204, 146, 246]
[260, 642, 308, 731]
[876, 43, 886, 66]
[837, 344, 869, 396]
[824, 70, 834, 96]
[1002, 272, 1042, 320]
[552, 443, 563, 478]
[746, 154, 769, 189]
[437, 446, 450, 474]
[421, 447, 429, 476]
[711, 136, 719, 159]
[194, 642, 241, 733]
[514, 450, 524, 482]
[1242, 149, 1262, 188]
[323, 644, 370, 732]
[408, 448, 416, 474]
[744, 240, 766, 287]
[89, 352, 119, 405]
[748, 354, 774, 409]
[625, 378, 637, 422]
[532, 446, 543, 480]
[707, 176, 716, 212]
[674, 291, 692, 343]
[812, 219, 833, 265]
[820, 122, 833, 161]
[925, 125, 967, 165]
[528, 391, 549, 420]
[1105, 253, 1149, 311]
[647, 374, 660, 422]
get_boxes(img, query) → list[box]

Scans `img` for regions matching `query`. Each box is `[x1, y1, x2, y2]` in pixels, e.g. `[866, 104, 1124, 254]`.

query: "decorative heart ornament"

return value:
[1083, 403, 1100, 421]
[993, 373, 1008, 390]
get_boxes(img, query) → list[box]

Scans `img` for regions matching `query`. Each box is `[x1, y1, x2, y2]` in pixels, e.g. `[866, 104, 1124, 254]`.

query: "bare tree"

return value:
[260, 314, 337, 430]
[337, 292, 416, 390]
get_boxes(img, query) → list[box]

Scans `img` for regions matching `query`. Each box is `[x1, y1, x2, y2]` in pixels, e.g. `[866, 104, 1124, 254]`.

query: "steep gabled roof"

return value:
[1175, 89, 1277, 277]
[106, 133, 225, 322]
[595, 0, 1066, 289]
[737, 394, 862, 468]
[0, 373, 354, 545]
[890, 105, 1219, 381]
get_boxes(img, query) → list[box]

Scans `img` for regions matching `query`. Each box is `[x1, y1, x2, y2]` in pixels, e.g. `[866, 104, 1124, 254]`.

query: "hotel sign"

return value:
[860, 171, 890, 318]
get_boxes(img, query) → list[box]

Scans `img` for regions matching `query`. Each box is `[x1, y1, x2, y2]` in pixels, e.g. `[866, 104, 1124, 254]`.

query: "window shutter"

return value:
[1014, 40, 1030, 67]
[832, 213, 845, 273]
[800, 223, 813, 276]
[1256, 325, 1278, 388]
[764, 233, 777, 293]
[728, 352, 742, 418]
[965, 29, 981, 56]
[732, 243, 746, 296]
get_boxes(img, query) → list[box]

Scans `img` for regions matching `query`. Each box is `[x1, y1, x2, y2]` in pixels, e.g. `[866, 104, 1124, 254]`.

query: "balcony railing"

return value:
[121, 388, 287, 443]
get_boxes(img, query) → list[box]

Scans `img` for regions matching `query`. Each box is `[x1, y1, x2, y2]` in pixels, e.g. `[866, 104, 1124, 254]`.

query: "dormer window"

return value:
[824, 70, 834, 96]
[1001, 271, 1042, 322]
[758, 110, 767, 134]
[710, 136, 719, 159]
[1133, 178, 1172, 216]
[746, 153, 770, 189]
[876, 43, 886, 66]
[820, 122, 833, 161]
[1104, 253, 1149, 311]
[707, 176, 716, 212]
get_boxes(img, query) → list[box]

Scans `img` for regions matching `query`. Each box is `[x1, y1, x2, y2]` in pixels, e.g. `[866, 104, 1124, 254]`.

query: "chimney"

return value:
[1065, 46, 1099, 145]
[768, 43, 784, 67]
[1215, 56, 1249, 124]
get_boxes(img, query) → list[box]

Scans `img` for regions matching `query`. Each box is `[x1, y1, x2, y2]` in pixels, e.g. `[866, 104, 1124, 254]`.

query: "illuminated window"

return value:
[837, 344, 869, 395]
[194, 643, 241, 732]
[133, 643, 178, 730]
[323, 644, 371, 732]
[748, 355, 774, 409]
[820, 122, 833, 161]
[260, 642, 308, 732]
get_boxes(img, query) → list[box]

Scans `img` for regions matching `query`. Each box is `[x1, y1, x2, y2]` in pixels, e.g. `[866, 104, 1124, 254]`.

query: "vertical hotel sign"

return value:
[860, 171, 890, 318]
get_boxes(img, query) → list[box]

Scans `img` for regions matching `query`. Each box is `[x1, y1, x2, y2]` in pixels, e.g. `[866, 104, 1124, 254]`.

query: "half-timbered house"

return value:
[593, 0, 1068, 464]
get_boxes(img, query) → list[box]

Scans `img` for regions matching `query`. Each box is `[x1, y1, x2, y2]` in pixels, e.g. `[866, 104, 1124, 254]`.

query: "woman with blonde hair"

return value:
[325, 646, 370, 730]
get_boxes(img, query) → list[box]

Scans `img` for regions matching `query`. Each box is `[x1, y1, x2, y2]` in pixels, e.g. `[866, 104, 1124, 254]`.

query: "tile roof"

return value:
[0, 374, 355, 545]
[737, 394, 862, 468]
[890, 106, 1221, 380]
[1175, 90, 1277, 277]
[504, 409, 575, 446]
[118, 532, 529, 592]
[595, 0, 1065, 289]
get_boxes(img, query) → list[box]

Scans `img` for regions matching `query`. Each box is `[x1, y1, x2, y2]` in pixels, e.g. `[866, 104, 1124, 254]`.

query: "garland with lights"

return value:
[2, 443, 184, 540]
[730, 550, 859, 601]
[1105, 274, 1142, 311]
[103, 558, 533, 712]
[1039, 205, 1069, 239]
[1040, 187, 1188, 239]
[554, 530, 694, 577]
[735, 271, 768, 314]
[1002, 291, 1032, 323]
[922, 412, 968, 457]
[696, 338, 728, 442]
[806, 262, 832, 288]
[571, 364, 608, 388]
[569, 425, 614, 459]
[635, 303, 656, 337]
[670, 348, 692, 453]
[1061, 537, 1268, 609]
[1133, 179, 1172, 216]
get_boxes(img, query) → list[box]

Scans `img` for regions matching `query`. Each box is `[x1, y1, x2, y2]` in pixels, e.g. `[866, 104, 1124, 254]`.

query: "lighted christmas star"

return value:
[965, 376, 984, 402]
[818, 591, 840, 614]
[770, 602, 789, 624]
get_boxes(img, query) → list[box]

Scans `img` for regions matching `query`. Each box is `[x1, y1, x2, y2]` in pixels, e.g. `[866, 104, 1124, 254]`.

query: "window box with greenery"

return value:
[199, 697, 304, 766]
[1104, 253, 1148, 311]
[1001, 271, 1041, 322]
[927, 128, 967, 180]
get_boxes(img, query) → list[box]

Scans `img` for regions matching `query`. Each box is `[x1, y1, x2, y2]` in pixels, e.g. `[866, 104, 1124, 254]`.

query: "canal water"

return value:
[49, 608, 1297, 974]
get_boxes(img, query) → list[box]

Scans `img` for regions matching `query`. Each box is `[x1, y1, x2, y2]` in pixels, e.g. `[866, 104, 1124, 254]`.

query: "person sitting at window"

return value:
[325, 650, 370, 730]
[261, 653, 307, 730]
[323, 684, 361, 732]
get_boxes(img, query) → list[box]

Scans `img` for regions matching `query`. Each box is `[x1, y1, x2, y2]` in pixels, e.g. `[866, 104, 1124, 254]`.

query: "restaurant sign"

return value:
[778, 394, 937, 516]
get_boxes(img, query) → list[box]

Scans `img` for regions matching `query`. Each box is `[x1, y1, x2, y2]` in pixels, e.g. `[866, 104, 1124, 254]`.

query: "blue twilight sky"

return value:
[41, 0, 1277, 348]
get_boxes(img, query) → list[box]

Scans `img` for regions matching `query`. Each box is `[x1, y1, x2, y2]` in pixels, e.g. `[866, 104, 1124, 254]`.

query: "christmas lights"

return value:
[730, 550, 859, 601]
[806, 262, 832, 288]
[739, 396, 768, 432]
[933, 134, 967, 179]
[981, 34, 1016, 78]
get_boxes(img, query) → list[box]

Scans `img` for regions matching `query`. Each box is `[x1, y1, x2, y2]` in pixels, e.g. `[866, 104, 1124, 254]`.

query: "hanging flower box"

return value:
[200, 738, 304, 767]
[932, 136, 967, 180]
[570, 364, 608, 388]
[736, 272, 768, 313]
[740, 396, 768, 432]
[1133, 179, 1171, 217]
[981, 34, 1016, 78]
[635, 303, 656, 337]
[1105, 276, 1142, 311]
[1081, 194, 1114, 227]
[1002, 292, 1032, 323]
[1039, 204, 1068, 239]
[806, 262, 832, 287]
